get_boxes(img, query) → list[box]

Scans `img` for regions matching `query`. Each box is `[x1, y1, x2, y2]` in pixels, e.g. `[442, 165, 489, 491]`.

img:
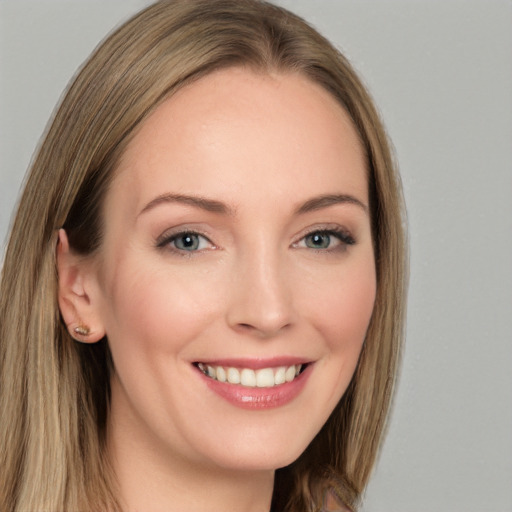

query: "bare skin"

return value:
[58, 67, 375, 511]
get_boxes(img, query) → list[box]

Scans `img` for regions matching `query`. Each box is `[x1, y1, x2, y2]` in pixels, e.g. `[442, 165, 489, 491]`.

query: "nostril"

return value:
[233, 323, 259, 335]
[231, 321, 293, 340]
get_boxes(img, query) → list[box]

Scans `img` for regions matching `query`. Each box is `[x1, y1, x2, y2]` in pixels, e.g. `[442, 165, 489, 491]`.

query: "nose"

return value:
[226, 247, 295, 338]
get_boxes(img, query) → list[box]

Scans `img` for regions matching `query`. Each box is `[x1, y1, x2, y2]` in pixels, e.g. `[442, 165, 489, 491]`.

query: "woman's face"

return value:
[88, 68, 375, 473]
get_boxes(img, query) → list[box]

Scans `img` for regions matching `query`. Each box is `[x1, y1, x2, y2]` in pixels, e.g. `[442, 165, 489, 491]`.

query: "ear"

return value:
[56, 229, 106, 343]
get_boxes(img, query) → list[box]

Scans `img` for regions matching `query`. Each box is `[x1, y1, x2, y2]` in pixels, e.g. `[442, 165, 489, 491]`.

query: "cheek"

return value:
[101, 259, 224, 358]
[302, 256, 376, 349]
[311, 261, 376, 407]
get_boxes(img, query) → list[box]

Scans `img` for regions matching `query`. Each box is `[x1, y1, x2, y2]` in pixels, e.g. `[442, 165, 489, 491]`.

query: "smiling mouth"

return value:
[195, 363, 306, 388]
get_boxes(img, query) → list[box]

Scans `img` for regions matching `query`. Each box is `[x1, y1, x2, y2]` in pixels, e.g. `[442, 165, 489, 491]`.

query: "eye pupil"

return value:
[175, 234, 199, 251]
[306, 233, 330, 249]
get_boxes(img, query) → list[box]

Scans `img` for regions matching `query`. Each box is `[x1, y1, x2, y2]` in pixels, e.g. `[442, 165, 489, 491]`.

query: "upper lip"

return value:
[193, 356, 312, 370]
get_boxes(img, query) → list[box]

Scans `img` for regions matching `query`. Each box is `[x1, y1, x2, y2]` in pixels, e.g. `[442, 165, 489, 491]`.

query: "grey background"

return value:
[1, 1, 511, 511]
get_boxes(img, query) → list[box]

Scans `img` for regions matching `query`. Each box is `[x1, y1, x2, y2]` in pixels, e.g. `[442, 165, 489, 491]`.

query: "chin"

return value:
[191, 417, 321, 473]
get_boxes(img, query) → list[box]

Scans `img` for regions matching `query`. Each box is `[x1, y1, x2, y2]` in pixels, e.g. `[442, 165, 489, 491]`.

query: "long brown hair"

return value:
[0, 1, 407, 511]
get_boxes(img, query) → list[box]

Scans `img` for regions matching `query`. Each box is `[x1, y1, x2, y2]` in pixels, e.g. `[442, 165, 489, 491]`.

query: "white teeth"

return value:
[198, 363, 303, 388]
[216, 366, 227, 382]
[274, 367, 286, 385]
[227, 367, 240, 384]
[240, 369, 256, 387]
[285, 365, 296, 382]
[256, 368, 275, 387]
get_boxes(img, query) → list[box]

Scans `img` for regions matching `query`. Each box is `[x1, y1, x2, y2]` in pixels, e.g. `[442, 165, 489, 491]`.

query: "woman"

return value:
[0, 1, 407, 511]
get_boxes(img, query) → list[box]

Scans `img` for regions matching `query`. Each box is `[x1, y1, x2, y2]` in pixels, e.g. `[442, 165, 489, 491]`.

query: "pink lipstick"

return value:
[194, 359, 312, 409]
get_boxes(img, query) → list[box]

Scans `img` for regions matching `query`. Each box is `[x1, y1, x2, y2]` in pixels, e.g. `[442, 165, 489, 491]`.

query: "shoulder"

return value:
[324, 491, 353, 512]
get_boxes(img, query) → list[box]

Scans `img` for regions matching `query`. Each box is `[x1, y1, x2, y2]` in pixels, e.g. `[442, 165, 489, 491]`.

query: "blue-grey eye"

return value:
[173, 233, 202, 251]
[296, 229, 355, 251]
[304, 232, 333, 249]
[156, 230, 213, 253]
[164, 231, 212, 252]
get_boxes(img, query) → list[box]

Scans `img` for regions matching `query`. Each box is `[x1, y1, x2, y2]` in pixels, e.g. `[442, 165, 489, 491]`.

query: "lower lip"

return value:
[200, 365, 312, 410]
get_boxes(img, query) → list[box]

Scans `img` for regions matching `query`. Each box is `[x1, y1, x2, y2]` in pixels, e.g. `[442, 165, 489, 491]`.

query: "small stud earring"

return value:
[73, 325, 90, 336]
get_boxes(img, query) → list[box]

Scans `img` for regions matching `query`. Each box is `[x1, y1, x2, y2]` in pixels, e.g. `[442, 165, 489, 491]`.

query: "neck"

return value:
[113, 453, 274, 512]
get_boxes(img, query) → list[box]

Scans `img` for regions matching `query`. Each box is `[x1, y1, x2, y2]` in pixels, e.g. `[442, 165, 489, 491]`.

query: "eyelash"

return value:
[156, 226, 355, 255]
[293, 227, 356, 252]
[156, 230, 214, 255]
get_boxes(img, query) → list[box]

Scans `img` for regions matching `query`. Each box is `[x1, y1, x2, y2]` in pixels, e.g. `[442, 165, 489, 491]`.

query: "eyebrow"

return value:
[295, 194, 368, 215]
[139, 193, 235, 217]
[138, 192, 368, 218]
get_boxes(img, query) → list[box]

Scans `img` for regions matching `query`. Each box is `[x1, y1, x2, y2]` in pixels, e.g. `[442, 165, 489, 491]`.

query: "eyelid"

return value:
[292, 224, 356, 250]
[156, 228, 216, 252]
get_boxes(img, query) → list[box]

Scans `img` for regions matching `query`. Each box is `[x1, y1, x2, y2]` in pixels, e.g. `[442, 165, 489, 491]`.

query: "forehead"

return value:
[108, 67, 367, 218]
